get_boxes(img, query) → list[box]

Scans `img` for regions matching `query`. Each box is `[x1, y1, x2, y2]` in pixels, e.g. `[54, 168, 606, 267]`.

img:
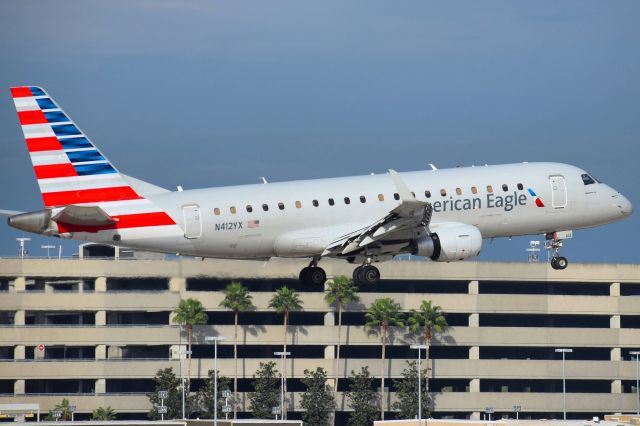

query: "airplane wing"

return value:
[322, 170, 433, 256]
[0, 209, 24, 216]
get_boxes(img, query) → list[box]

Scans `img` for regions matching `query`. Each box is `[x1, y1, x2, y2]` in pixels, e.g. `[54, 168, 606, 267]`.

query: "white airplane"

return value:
[4, 86, 633, 285]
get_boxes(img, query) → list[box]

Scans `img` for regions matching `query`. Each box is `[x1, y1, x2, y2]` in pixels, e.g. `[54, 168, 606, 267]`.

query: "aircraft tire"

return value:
[299, 267, 311, 283]
[358, 265, 380, 285]
[555, 256, 568, 270]
[352, 266, 363, 285]
[308, 267, 327, 285]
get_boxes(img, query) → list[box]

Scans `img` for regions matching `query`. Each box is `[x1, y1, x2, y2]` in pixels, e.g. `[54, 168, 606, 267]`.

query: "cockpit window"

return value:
[581, 174, 596, 185]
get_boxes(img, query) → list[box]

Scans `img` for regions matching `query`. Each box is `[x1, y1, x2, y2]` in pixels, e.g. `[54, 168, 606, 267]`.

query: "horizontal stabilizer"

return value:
[0, 209, 24, 217]
[52, 205, 116, 226]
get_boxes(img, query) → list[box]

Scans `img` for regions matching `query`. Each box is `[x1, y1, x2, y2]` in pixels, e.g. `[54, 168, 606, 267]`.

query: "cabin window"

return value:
[471, 186, 477, 194]
[312, 199, 319, 207]
[393, 193, 400, 200]
[502, 184, 508, 192]
[230, 206, 237, 214]
[262, 204, 269, 211]
[278, 202, 285, 210]
[425, 190, 431, 198]
[214, 208, 220, 216]
[487, 185, 493, 193]
[295, 201, 302, 208]
[344, 197, 351, 205]
[456, 188, 462, 196]
[360, 195, 366, 203]
[328, 198, 335, 206]
[440, 189, 447, 196]
[517, 183, 524, 190]
[378, 194, 385, 201]
[246, 205, 253, 213]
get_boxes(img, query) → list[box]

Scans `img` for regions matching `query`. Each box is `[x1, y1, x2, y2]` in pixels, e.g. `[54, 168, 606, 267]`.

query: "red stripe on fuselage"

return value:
[42, 186, 142, 207]
[11, 87, 33, 98]
[34, 163, 78, 179]
[56, 212, 176, 233]
[18, 110, 47, 125]
[26, 137, 63, 152]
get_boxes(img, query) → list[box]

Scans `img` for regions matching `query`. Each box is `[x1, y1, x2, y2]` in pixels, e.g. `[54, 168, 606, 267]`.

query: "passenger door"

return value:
[549, 175, 568, 209]
[182, 205, 202, 239]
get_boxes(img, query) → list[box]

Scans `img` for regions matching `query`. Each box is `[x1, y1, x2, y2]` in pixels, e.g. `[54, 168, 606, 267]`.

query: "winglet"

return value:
[388, 169, 416, 201]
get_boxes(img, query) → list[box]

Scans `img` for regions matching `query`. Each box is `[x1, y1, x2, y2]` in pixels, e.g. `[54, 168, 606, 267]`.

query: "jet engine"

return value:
[413, 223, 482, 262]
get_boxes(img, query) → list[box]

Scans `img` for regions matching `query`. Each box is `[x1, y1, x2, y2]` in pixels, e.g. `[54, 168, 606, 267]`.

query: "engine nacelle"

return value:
[413, 224, 482, 262]
[7, 209, 60, 236]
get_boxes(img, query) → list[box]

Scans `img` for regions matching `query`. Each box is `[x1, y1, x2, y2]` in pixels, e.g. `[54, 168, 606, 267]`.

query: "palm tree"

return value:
[91, 406, 116, 420]
[219, 281, 254, 419]
[172, 298, 208, 392]
[269, 286, 303, 419]
[407, 300, 448, 400]
[324, 276, 359, 393]
[364, 297, 404, 420]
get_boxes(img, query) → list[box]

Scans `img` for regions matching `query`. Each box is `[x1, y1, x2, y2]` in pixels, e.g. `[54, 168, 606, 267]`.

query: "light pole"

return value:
[274, 351, 291, 420]
[179, 349, 192, 419]
[205, 336, 225, 426]
[513, 404, 522, 420]
[631, 351, 640, 416]
[41, 244, 55, 258]
[410, 344, 427, 425]
[16, 237, 30, 258]
[555, 348, 573, 420]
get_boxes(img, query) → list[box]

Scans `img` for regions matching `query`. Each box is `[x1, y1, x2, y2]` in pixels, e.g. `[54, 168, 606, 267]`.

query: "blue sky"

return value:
[0, 1, 638, 263]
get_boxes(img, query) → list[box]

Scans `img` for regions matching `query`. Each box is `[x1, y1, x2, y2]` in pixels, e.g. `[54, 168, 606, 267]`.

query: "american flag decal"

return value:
[248, 220, 260, 228]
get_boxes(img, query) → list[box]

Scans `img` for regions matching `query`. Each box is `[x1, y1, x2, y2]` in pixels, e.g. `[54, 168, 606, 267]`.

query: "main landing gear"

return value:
[299, 258, 327, 285]
[353, 261, 381, 286]
[546, 233, 569, 270]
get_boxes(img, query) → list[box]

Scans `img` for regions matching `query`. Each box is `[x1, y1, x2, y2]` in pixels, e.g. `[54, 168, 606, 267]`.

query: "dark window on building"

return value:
[106, 379, 154, 393]
[25, 311, 95, 326]
[621, 283, 640, 296]
[107, 311, 169, 325]
[0, 346, 14, 360]
[621, 316, 640, 328]
[479, 346, 610, 361]
[480, 379, 609, 393]
[479, 280, 610, 296]
[0, 279, 10, 292]
[429, 379, 470, 392]
[26, 379, 95, 394]
[187, 278, 320, 293]
[107, 278, 168, 291]
[312, 199, 319, 207]
[0, 311, 15, 325]
[479, 314, 610, 328]
[119, 345, 169, 359]
[0, 380, 13, 395]
[39, 346, 95, 360]
[344, 197, 350, 205]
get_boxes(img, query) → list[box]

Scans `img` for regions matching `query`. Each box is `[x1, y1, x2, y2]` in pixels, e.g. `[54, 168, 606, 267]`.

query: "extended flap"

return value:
[52, 205, 117, 226]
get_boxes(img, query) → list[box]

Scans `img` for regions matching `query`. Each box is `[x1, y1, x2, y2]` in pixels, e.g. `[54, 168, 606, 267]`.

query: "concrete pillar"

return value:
[325, 345, 335, 359]
[324, 311, 335, 326]
[169, 311, 179, 325]
[14, 379, 25, 395]
[468, 280, 479, 295]
[169, 277, 185, 293]
[107, 346, 123, 359]
[469, 313, 479, 327]
[469, 378, 480, 392]
[14, 345, 25, 360]
[610, 282, 621, 297]
[95, 310, 106, 326]
[170, 344, 187, 359]
[14, 277, 26, 292]
[611, 379, 622, 394]
[44, 283, 54, 294]
[610, 315, 621, 329]
[469, 346, 480, 360]
[611, 347, 621, 361]
[95, 345, 107, 360]
[95, 277, 107, 292]
[470, 412, 481, 420]
[14, 310, 25, 326]
[95, 378, 106, 394]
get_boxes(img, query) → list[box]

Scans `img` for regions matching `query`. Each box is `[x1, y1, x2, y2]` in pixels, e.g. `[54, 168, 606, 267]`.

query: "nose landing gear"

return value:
[546, 232, 570, 270]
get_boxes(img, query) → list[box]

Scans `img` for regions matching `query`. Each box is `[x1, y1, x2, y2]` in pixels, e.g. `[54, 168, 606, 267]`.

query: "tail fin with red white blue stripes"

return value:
[10, 86, 176, 235]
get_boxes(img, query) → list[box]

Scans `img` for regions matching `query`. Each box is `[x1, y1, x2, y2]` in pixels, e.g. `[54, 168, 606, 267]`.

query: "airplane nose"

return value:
[616, 194, 633, 216]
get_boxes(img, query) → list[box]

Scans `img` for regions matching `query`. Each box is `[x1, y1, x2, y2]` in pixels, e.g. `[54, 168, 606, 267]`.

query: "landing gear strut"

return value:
[352, 259, 381, 285]
[546, 234, 569, 270]
[299, 258, 327, 285]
